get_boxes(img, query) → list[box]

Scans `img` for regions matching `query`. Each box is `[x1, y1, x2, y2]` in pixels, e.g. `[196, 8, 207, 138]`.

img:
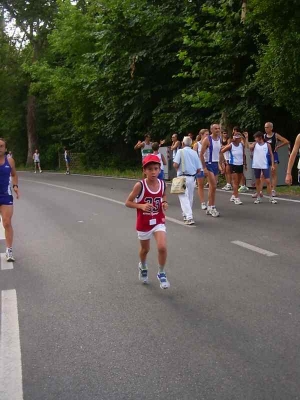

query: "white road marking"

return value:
[232, 240, 278, 257]
[20, 179, 190, 227]
[20, 171, 300, 203]
[0, 290, 23, 400]
[0, 253, 13, 270]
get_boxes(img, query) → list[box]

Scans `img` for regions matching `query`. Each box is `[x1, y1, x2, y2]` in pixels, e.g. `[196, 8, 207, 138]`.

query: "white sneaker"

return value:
[222, 184, 232, 191]
[157, 272, 170, 289]
[39, 170, 42, 173]
[6, 249, 15, 262]
[206, 207, 211, 215]
[254, 197, 261, 204]
[269, 197, 277, 204]
[230, 195, 236, 202]
[201, 203, 207, 210]
[234, 198, 243, 205]
[210, 208, 220, 217]
[186, 219, 195, 225]
[138, 262, 149, 284]
[238, 185, 249, 193]
[34, 171, 37, 174]
[271, 190, 276, 197]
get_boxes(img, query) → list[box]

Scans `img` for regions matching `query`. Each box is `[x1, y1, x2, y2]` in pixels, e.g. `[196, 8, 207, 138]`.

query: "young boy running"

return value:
[125, 154, 170, 289]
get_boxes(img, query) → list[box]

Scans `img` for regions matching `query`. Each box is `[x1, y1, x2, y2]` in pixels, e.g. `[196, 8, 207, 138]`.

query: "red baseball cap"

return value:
[142, 154, 161, 167]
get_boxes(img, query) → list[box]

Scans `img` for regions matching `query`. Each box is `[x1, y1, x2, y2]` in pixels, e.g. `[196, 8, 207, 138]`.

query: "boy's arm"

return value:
[200, 137, 209, 173]
[8, 158, 19, 199]
[221, 144, 232, 153]
[249, 142, 255, 151]
[161, 154, 167, 165]
[125, 182, 153, 212]
[286, 134, 300, 184]
[267, 143, 275, 170]
[275, 133, 289, 151]
[134, 141, 144, 150]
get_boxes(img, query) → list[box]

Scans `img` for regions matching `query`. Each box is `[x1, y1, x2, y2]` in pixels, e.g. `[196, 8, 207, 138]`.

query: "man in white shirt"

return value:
[173, 136, 201, 225]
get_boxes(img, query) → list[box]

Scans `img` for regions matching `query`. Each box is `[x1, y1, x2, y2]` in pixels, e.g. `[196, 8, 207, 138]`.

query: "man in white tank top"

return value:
[250, 131, 277, 204]
[285, 133, 300, 185]
[200, 124, 223, 217]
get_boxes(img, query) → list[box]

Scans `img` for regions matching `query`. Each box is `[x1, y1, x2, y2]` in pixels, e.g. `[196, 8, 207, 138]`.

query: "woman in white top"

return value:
[193, 129, 209, 210]
[221, 133, 245, 205]
[285, 133, 300, 185]
[33, 149, 42, 173]
[249, 131, 277, 204]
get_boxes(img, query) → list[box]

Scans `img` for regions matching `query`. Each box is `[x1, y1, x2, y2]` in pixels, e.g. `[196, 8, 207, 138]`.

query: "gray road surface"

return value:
[1, 172, 300, 400]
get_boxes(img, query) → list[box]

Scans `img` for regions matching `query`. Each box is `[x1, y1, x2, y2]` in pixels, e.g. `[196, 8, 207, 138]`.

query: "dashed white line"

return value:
[0, 220, 5, 240]
[232, 240, 278, 257]
[0, 253, 13, 270]
[20, 179, 189, 227]
[0, 290, 23, 400]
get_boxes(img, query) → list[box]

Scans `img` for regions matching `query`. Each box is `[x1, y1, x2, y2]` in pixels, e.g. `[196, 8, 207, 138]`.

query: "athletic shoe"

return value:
[6, 249, 15, 262]
[206, 207, 211, 215]
[271, 190, 276, 197]
[222, 183, 232, 191]
[210, 208, 220, 217]
[252, 191, 263, 198]
[204, 182, 209, 188]
[138, 262, 149, 284]
[157, 272, 170, 289]
[238, 185, 249, 193]
[201, 202, 207, 210]
[186, 219, 195, 225]
[234, 198, 243, 205]
[254, 197, 261, 204]
[230, 195, 236, 202]
[269, 197, 277, 204]
[39, 170, 42, 173]
[34, 171, 37, 174]
[183, 216, 187, 222]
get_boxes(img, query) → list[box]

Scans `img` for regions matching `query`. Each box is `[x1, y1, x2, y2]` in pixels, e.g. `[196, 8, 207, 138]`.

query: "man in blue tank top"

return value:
[0, 138, 19, 261]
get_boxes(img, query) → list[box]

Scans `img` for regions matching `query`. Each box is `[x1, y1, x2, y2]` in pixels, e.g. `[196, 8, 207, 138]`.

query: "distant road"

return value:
[0, 171, 299, 400]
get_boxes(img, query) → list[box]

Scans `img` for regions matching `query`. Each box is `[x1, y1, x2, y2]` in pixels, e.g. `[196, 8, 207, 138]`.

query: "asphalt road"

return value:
[1, 172, 300, 400]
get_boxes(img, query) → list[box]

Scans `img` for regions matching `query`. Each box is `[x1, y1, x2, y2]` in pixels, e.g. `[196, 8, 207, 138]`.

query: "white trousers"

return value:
[178, 176, 195, 219]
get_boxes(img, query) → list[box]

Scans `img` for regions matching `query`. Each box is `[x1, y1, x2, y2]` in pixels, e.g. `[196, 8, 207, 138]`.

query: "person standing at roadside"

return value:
[250, 131, 277, 204]
[0, 138, 19, 261]
[285, 133, 300, 185]
[221, 132, 246, 205]
[193, 129, 209, 210]
[134, 134, 153, 161]
[64, 147, 71, 175]
[264, 122, 289, 196]
[200, 124, 223, 217]
[173, 136, 201, 225]
[33, 149, 42, 173]
[152, 142, 167, 180]
[170, 133, 181, 161]
[221, 130, 232, 191]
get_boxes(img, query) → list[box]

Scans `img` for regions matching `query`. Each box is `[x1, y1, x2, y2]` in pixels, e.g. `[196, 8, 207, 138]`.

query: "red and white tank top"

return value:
[136, 179, 166, 232]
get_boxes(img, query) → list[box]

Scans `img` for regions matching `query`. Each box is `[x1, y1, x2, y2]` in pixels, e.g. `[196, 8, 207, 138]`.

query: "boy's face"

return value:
[0, 141, 6, 156]
[255, 136, 263, 143]
[143, 163, 160, 178]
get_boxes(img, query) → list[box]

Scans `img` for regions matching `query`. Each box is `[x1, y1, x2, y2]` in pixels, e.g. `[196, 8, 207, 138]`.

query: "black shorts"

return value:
[230, 164, 243, 174]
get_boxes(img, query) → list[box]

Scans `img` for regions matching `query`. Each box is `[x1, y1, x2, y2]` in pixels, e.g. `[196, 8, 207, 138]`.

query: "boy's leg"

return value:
[139, 239, 150, 266]
[153, 230, 167, 271]
[153, 230, 170, 289]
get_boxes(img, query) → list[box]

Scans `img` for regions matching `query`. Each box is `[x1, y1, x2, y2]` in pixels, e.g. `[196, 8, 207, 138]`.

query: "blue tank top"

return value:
[0, 157, 12, 195]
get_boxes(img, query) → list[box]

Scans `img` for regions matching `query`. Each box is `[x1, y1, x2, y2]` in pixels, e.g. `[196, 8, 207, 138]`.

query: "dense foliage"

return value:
[0, 0, 299, 168]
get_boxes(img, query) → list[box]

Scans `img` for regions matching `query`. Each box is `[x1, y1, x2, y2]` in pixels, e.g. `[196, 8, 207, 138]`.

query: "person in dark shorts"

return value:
[0, 138, 19, 261]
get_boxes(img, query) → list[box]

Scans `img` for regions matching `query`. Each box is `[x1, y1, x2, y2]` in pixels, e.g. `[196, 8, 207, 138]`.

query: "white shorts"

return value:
[137, 224, 166, 241]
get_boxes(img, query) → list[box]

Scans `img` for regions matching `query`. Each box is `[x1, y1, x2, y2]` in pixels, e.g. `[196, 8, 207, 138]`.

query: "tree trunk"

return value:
[241, 0, 247, 23]
[26, 93, 38, 165]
